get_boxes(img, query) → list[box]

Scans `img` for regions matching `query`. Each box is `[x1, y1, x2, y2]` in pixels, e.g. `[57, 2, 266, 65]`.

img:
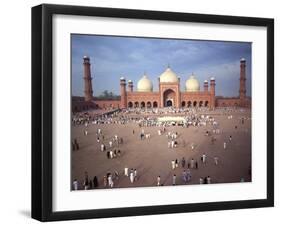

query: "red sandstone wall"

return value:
[127, 92, 160, 107]
[94, 100, 121, 109]
[215, 97, 251, 108]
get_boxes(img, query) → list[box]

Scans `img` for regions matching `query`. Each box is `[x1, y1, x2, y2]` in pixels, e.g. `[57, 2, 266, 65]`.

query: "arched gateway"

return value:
[163, 89, 176, 107]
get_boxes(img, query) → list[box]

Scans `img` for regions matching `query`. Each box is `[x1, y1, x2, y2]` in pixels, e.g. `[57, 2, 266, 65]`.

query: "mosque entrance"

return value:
[163, 89, 176, 107]
[166, 100, 173, 107]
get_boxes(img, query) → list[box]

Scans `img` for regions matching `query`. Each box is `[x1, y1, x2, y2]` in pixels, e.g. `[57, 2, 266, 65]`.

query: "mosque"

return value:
[72, 56, 251, 112]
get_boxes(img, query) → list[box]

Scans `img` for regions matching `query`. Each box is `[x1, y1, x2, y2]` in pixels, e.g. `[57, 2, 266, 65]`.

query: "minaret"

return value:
[239, 58, 246, 100]
[128, 80, 133, 92]
[204, 80, 209, 92]
[210, 77, 216, 109]
[120, 77, 127, 109]
[83, 56, 93, 101]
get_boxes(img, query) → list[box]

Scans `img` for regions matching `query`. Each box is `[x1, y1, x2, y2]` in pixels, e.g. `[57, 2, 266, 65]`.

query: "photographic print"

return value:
[32, 4, 273, 221]
[71, 35, 252, 190]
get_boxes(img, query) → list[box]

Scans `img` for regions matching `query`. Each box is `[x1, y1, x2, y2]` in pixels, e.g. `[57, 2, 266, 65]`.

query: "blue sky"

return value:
[72, 34, 251, 97]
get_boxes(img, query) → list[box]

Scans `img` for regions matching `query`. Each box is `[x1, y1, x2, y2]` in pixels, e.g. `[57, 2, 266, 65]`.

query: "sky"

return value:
[71, 34, 252, 97]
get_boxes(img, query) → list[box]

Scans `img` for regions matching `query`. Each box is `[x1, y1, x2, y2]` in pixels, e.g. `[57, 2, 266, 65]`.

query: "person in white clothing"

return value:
[171, 160, 175, 170]
[202, 154, 207, 164]
[214, 156, 219, 165]
[124, 167, 129, 176]
[199, 177, 204, 184]
[108, 174, 114, 187]
[157, 176, 161, 186]
[130, 171, 134, 183]
[223, 142, 227, 150]
[73, 179, 79, 190]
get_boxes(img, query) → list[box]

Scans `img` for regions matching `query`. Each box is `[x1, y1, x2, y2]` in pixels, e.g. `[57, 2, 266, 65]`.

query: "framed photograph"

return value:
[32, 4, 274, 221]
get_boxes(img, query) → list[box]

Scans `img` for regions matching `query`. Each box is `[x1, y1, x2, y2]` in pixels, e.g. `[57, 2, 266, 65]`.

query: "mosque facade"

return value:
[72, 56, 251, 112]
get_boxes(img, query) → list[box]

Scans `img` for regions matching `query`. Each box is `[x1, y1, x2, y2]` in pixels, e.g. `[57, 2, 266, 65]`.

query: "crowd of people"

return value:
[72, 106, 251, 189]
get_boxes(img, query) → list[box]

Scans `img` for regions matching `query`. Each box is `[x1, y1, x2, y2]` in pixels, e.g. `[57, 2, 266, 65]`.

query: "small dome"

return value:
[137, 74, 153, 92]
[240, 58, 246, 61]
[159, 67, 179, 83]
[186, 75, 200, 92]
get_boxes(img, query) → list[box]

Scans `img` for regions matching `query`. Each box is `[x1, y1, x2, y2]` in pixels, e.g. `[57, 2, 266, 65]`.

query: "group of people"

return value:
[72, 172, 99, 190]
[71, 106, 251, 190]
[124, 168, 138, 183]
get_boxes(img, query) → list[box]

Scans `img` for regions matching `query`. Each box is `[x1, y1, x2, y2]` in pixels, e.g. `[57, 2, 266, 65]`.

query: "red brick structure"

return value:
[72, 57, 251, 112]
[83, 56, 93, 102]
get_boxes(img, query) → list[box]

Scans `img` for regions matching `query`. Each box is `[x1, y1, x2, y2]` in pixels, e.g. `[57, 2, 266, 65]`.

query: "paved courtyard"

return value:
[71, 108, 251, 190]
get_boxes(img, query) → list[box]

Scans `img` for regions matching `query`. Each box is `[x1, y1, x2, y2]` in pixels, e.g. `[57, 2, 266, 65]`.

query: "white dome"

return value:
[186, 75, 200, 92]
[137, 75, 153, 92]
[159, 67, 179, 83]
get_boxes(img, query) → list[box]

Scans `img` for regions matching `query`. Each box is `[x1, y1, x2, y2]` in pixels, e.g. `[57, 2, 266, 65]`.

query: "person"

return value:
[117, 150, 121, 157]
[114, 170, 119, 180]
[106, 151, 110, 159]
[93, 176, 98, 188]
[191, 143, 195, 150]
[190, 158, 195, 169]
[130, 170, 134, 183]
[108, 174, 114, 188]
[186, 169, 191, 182]
[182, 170, 187, 183]
[72, 141, 76, 151]
[223, 142, 227, 150]
[101, 143, 105, 152]
[110, 150, 114, 159]
[229, 135, 232, 142]
[214, 156, 219, 165]
[133, 130, 135, 134]
[83, 172, 89, 190]
[84, 130, 88, 136]
[199, 177, 204, 184]
[181, 157, 186, 168]
[134, 169, 137, 181]
[175, 159, 178, 168]
[195, 161, 198, 169]
[73, 179, 79, 190]
[74, 139, 79, 150]
[202, 154, 207, 164]
[203, 177, 208, 184]
[124, 167, 129, 176]
[157, 176, 161, 186]
[207, 176, 211, 184]
[171, 160, 175, 170]
[172, 174, 176, 185]
[103, 176, 107, 187]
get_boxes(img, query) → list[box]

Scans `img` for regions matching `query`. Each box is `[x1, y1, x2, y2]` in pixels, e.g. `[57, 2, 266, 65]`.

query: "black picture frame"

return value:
[31, 4, 274, 222]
